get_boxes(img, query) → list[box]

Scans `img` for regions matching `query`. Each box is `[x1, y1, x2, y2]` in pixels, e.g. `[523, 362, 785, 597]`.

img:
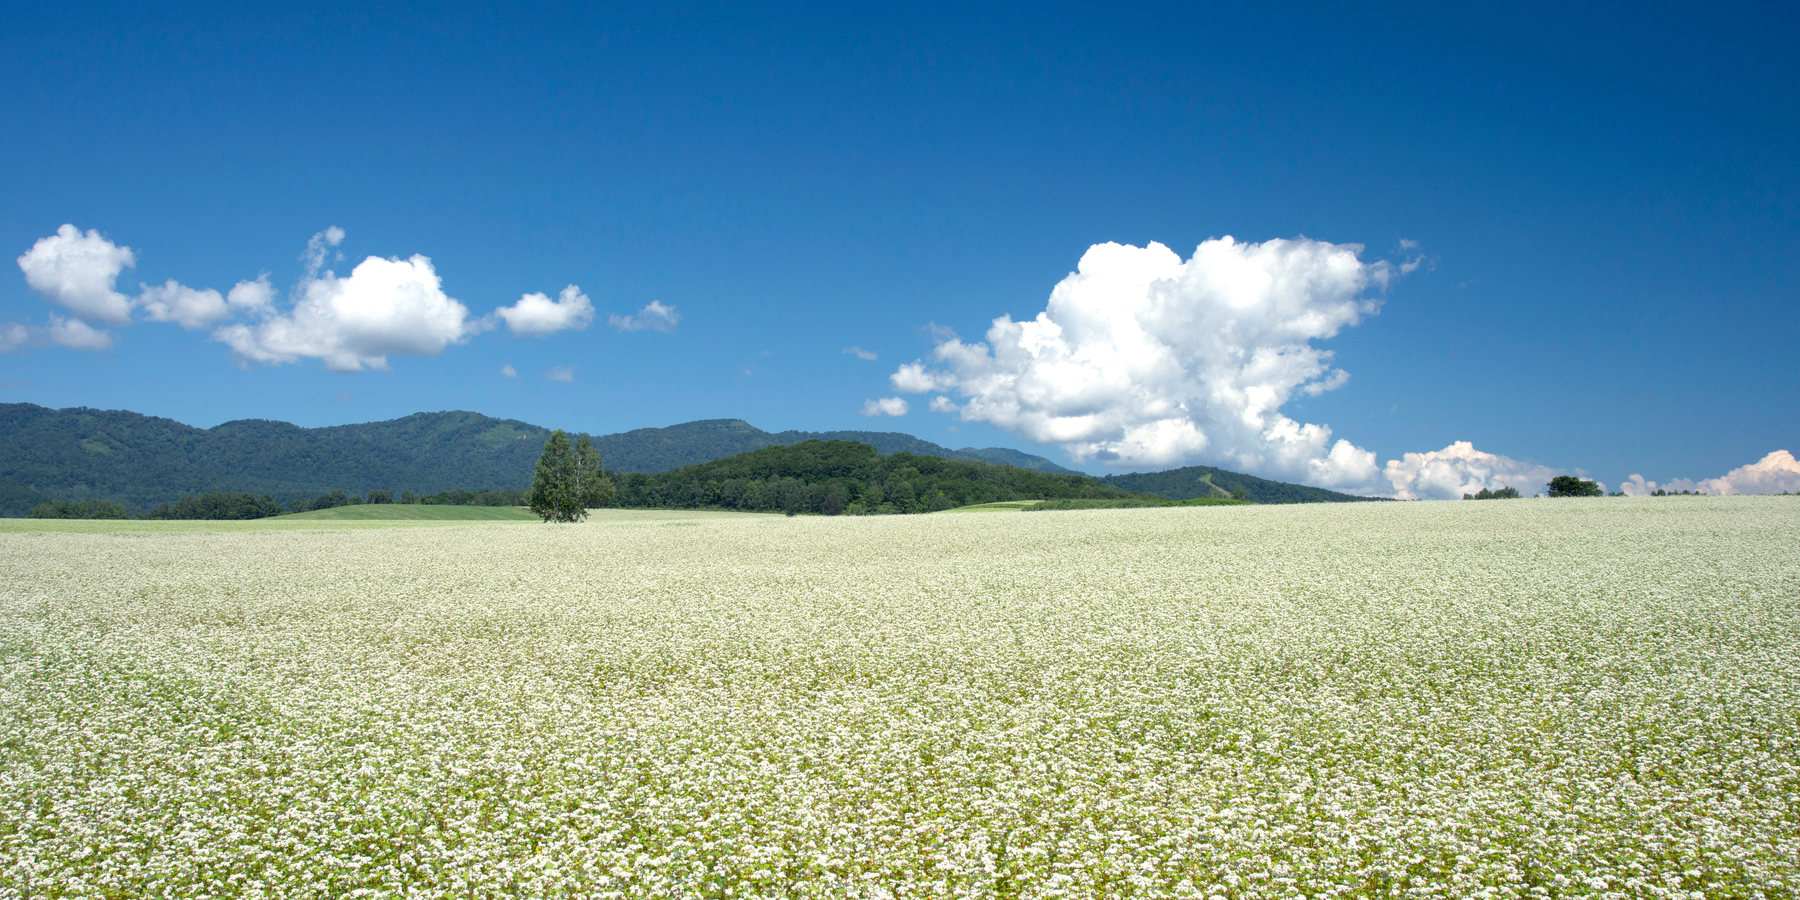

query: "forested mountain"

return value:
[0, 404, 1075, 515]
[0, 402, 1382, 516]
[612, 440, 1143, 514]
[1101, 465, 1385, 504]
[594, 419, 1080, 474]
[0, 404, 550, 514]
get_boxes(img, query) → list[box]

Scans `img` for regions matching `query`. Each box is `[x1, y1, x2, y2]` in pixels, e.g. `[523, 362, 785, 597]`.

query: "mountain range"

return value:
[0, 404, 1089, 516]
[0, 403, 1381, 515]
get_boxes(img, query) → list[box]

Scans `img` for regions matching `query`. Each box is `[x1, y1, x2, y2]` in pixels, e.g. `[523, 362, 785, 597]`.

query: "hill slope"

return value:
[595, 418, 1080, 474]
[0, 404, 551, 515]
[1101, 464, 1385, 504]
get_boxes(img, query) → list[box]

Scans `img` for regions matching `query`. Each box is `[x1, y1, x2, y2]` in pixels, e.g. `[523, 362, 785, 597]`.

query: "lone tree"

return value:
[1546, 475, 1604, 497]
[529, 430, 615, 522]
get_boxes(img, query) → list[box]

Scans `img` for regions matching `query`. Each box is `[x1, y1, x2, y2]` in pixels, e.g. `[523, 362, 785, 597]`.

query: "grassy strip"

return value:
[936, 500, 1045, 513]
[1023, 497, 1255, 511]
[279, 505, 541, 521]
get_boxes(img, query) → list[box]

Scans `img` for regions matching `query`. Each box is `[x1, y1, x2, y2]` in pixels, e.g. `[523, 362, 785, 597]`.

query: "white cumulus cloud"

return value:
[492, 285, 594, 336]
[139, 280, 229, 329]
[501, 364, 518, 378]
[1621, 450, 1800, 496]
[861, 397, 909, 417]
[17, 224, 137, 328]
[609, 301, 679, 333]
[1381, 441, 1566, 501]
[213, 236, 476, 372]
[844, 346, 877, 361]
[890, 236, 1394, 487]
[226, 275, 276, 316]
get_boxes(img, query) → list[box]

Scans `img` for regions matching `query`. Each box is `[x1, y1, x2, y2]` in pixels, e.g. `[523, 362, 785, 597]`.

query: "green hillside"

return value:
[1101, 464, 1385, 504]
[596, 418, 1080, 474]
[0, 404, 550, 515]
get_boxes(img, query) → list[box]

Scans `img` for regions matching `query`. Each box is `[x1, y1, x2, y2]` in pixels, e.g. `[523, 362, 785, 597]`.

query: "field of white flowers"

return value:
[3, 498, 1797, 899]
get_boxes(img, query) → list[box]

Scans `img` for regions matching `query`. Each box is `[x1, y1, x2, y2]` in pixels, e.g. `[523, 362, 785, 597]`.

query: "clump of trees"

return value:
[1547, 476, 1604, 497]
[29, 498, 131, 519]
[26, 486, 533, 519]
[31, 492, 286, 519]
[528, 431, 614, 523]
[607, 439, 1148, 515]
[1462, 486, 1522, 500]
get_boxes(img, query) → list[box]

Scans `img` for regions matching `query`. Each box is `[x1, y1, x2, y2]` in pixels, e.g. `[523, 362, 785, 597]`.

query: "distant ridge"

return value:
[593, 418, 1081, 475]
[0, 403, 1380, 514]
[1101, 464, 1384, 504]
[0, 405, 1076, 515]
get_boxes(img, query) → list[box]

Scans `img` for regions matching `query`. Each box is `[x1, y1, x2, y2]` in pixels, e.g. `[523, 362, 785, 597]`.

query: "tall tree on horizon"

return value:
[529, 431, 615, 523]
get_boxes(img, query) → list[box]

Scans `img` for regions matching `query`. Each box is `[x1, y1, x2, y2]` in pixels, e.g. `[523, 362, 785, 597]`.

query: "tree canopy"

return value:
[529, 431, 614, 523]
[1546, 476, 1604, 497]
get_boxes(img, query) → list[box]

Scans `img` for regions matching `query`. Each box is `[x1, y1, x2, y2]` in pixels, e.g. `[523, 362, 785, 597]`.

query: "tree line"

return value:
[1463, 477, 1608, 500]
[554, 438, 1147, 518]
[28, 486, 532, 519]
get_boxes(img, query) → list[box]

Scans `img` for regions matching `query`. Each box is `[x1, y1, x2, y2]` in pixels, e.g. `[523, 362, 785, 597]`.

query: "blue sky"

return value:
[3, 2, 1795, 497]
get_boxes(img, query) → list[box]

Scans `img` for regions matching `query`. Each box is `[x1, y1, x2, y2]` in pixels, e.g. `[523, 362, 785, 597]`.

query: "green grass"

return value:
[936, 500, 1045, 512]
[1024, 497, 1256, 511]
[281, 505, 542, 521]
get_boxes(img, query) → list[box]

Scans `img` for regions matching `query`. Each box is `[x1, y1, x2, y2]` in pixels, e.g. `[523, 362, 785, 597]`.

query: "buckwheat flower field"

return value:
[3, 498, 1797, 899]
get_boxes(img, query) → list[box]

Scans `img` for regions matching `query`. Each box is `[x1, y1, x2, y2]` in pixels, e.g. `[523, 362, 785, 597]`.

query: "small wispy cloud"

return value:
[843, 346, 877, 361]
[501, 364, 517, 378]
[546, 365, 576, 382]
[3, 379, 30, 388]
[609, 301, 679, 333]
[332, 392, 350, 403]
[861, 396, 909, 417]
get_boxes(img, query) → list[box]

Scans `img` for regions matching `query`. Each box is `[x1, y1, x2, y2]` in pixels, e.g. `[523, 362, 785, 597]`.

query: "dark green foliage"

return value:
[290, 489, 360, 513]
[591, 418, 1079, 474]
[1462, 486, 1522, 500]
[529, 431, 612, 523]
[418, 488, 526, 506]
[1024, 497, 1255, 511]
[609, 440, 1148, 515]
[30, 491, 285, 519]
[143, 492, 285, 519]
[1100, 464, 1384, 504]
[30, 498, 129, 519]
[366, 489, 393, 504]
[1547, 475, 1604, 497]
[0, 403, 549, 515]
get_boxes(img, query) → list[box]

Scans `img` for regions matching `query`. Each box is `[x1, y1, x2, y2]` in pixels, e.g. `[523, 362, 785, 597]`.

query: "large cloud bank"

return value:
[214, 252, 478, 372]
[891, 236, 1575, 499]
[8, 224, 624, 370]
[1620, 450, 1800, 496]
[1379, 442, 1563, 500]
